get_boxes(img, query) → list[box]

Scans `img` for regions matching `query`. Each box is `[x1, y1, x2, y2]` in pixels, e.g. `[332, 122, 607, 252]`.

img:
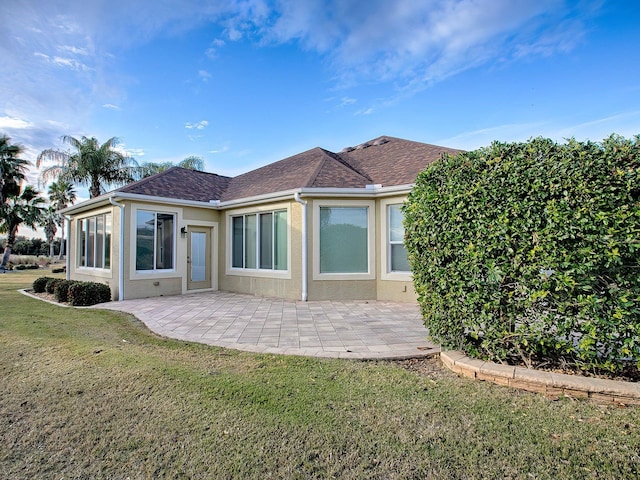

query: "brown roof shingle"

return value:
[114, 136, 461, 203]
[116, 167, 231, 202]
[339, 136, 462, 186]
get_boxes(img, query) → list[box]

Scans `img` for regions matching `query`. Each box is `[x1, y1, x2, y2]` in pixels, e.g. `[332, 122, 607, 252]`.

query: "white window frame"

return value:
[313, 199, 376, 281]
[133, 208, 177, 274]
[380, 198, 412, 281]
[226, 204, 291, 279]
[77, 211, 112, 272]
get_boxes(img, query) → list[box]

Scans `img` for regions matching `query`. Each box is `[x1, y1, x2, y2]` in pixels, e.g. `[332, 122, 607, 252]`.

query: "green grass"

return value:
[1, 270, 639, 479]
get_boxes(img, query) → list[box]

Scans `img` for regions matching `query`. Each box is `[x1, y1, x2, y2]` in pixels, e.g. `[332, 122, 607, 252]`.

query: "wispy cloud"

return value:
[102, 103, 121, 110]
[205, 38, 226, 59]
[223, 0, 594, 88]
[208, 145, 230, 154]
[437, 110, 640, 151]
[0, 0, 606, 181]
[0, 116, 34, 130]
[198, 69, 212, 82]
[185, 120, 209, 130]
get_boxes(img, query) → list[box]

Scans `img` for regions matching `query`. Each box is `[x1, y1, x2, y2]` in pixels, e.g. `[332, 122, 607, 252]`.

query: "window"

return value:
[136, 211, 175, 271]
[78, 213, 111, 269]
[388, 204, 410, 272]
[319, 206, 369, 273]
[231, 210, 287, 270]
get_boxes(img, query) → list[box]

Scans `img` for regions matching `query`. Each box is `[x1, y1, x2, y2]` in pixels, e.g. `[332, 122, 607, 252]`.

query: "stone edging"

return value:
[440, 350, 640, 405]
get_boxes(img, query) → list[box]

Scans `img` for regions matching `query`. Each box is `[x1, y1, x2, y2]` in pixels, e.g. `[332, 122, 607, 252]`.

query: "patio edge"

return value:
[440, 350, 640, 405]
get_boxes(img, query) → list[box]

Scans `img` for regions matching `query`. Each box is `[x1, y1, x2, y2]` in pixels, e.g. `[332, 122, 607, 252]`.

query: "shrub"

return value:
[33, 276, 53, 293]
[16, 264, 39, 270]
[45, 278, 62, 294]
[404, 135, 640, 372]
[54, 280, 79, 303]
[51, 267, 66, 274]
[68, 282, 112, 306]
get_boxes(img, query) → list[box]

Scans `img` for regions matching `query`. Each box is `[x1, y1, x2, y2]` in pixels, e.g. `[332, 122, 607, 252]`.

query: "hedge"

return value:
[33, 276, 53, 293]
[68, 282, 112, 306]
[45, 278, 62, 294]
[54, 280, 79, 303]
[404, 135, 640, 372]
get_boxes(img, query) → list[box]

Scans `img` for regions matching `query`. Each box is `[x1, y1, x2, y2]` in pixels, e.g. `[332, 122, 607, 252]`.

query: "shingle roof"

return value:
[219, 147, 371, 201]
[340, 136, 462, 186]
[116, 167, 231, 202]
[115, 136, 461, 203]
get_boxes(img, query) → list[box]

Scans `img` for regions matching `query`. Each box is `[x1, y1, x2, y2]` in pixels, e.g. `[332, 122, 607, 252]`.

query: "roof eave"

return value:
[61, 191, 222, 215]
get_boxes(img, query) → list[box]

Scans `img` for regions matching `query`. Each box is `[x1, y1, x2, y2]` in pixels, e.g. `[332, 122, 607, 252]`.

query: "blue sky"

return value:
[2, 0, 640, 209]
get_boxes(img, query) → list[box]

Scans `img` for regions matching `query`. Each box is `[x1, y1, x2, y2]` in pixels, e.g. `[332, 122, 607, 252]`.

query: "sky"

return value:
[2, 0, 640, 221]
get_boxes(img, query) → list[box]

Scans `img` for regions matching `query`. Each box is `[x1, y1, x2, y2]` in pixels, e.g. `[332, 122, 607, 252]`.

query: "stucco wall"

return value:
[218, 199, 303, 300]
[123, 201, 220, 300]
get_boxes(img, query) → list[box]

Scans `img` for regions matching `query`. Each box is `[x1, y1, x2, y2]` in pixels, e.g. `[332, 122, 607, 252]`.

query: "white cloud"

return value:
[437, 111, 640, 151]
[51, 56, 92, 71]
[58, 45, 89, 55]
[208, 145, 230, 154]
[0, 116, 33, 130]
[198, 69, 212, 81]
[339, 97, 356, 107]
[355, 107, 374, 116]
[102, 103, 121, 110]
[205, 38, 226, 59]
[185, 120, 209, 130]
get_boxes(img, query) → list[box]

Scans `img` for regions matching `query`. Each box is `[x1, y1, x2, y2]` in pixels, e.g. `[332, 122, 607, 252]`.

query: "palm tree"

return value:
[37, 135, 137, 198]
[48, 179, 76, 259]
[42, 206, 58, 258]
[0, 185, 46, 270]
[135, 155, 205, 179]
[0, 135, 30, 206]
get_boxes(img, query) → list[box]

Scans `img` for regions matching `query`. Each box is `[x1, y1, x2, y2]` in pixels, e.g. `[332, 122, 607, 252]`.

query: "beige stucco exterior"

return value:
[66, 190, 418, 303]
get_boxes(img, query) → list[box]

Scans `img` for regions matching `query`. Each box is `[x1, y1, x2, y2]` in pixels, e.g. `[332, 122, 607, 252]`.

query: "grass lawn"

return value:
[1, 270, 639, 479]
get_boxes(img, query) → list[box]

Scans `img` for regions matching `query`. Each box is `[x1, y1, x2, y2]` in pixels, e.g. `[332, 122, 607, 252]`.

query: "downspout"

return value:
[294, 192, 308, 301]
[64, 215, 71, 281]
[109, 197, 125, 301]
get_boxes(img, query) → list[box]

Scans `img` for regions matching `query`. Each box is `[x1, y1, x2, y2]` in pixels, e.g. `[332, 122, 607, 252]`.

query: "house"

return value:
[60, 136, 461, 302]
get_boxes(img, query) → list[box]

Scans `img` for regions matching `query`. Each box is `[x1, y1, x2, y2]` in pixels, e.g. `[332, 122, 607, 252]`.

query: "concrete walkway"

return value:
[94, 291, 439, 360]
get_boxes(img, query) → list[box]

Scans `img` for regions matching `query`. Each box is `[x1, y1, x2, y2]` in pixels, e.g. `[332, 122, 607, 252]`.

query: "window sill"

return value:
[226, 268, 291, 280]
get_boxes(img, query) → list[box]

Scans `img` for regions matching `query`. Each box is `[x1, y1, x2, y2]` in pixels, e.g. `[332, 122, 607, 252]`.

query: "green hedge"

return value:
[404, 135, 640, 372]
[15, 264, 39, 270]
[68, 282, 112, 306]
[33, 276, 53, 293]
[54, 280, 79, 303]
[45, 278, 62, 294]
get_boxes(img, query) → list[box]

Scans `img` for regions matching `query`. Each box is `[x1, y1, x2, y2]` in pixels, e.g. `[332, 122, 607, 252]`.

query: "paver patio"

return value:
[94, 291, 440, 359]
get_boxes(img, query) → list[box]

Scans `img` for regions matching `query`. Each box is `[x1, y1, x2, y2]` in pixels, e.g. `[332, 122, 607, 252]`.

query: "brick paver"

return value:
[94, 291, 440, 359]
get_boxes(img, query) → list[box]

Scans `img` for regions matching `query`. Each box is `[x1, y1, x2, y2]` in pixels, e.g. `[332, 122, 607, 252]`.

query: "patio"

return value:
[94, 291, 439, 359]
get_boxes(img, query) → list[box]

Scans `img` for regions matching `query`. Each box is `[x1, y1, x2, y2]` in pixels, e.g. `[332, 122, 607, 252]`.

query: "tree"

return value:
[0, 185, 46, 270]
[42, 206, 58, 258]
[37, 135, 137, 198]
[47, 179, 76, 259]
[0, 135, 29, 206]
[135, 155, 205, 179]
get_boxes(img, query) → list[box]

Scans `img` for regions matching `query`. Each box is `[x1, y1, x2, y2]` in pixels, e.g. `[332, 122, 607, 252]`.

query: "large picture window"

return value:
[136, 211, 175, 271]
[231, 210, 287, 271]
[388, 204, 410, 272]
[319, 206, 368, 274]
[78, 213, 111, 269]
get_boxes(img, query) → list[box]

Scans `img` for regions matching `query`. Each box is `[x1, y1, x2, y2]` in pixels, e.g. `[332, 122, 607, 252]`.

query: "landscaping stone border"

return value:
[441, 350, 640, 405]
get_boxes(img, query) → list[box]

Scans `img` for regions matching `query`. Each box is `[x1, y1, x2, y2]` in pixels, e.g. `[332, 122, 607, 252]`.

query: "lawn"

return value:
[1, 270, 639, 479]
